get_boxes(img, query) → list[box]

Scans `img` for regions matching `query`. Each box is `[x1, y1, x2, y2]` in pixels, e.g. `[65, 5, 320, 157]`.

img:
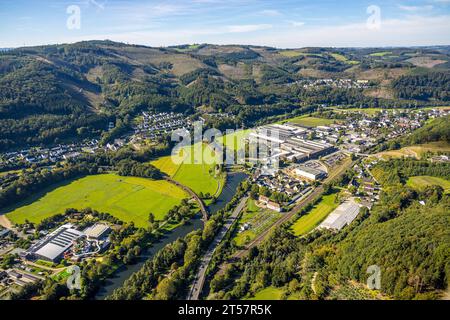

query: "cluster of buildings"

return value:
[134, 111, 191, 139]
[23, 223, 111, 263]
[0, 139, 99, 167]
[0, 268, 44, 290]
[249, 123, 336, 164]
[287, 78, 370, 89]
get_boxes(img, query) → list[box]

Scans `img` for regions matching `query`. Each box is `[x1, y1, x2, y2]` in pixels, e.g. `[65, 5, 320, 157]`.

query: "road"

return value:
[165, 177, 209, 222]
[231, 158, 354, 260]
[187, 196, 249, 300]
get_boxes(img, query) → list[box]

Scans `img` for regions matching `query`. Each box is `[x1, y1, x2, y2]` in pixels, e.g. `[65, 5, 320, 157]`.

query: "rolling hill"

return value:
[0, 41, 449, 151]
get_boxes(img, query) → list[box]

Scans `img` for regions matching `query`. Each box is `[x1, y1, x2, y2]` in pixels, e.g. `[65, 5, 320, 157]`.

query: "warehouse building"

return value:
[83, 223, 111, 240]
[319, 199, 361, 231]
[25, 224, 84, 263]
[250, 123, 335, 164]
[294, 166, 327, 181]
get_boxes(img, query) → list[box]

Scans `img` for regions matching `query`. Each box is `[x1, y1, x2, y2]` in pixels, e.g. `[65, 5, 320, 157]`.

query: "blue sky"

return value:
[1, 0, 450, 48]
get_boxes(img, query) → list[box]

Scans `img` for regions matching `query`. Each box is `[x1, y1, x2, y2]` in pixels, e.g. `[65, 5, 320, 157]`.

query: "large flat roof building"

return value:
[250, 123, 336, 164]
[26, 224, 84, 262]
[294, 166, 327, 181]
[83, 223, 111, 240]
[319, 199, 361, 231]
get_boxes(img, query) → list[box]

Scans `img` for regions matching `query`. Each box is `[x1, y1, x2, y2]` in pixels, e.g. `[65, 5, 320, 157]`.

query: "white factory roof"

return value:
[83, 223, 111, 239]
[319, 199, 361, 231]
[32, 224, 84, 261]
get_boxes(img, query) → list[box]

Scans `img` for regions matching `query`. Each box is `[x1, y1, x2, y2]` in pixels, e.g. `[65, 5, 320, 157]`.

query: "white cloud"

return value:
[258, 9, 282, 17]
[398, 5, 434, 11]
[226, 24, 272, 33]
[287, 20, 305, 27]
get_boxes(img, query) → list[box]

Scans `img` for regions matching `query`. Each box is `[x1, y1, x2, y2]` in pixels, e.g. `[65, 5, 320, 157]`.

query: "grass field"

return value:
[369, 51, 392, 57]
[283, 115, 335, 127]
[406, 176, 450, 194]
[4, 174, 187, 227]
[375, 141, 450, 159]
[279, 50, 323, 58]
[216, 129, 252, 152]
[290, 193, 339, 236]
[248, 287, 284, 300]
[151, 143, 222, 196]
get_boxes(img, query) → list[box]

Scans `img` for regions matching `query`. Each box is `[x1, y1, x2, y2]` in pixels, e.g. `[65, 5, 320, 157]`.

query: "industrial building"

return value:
[250, 123, 335, 163]
[294, 166, 327, 181]
[25, 224, 84, 263]
[83, 223, 111, 240]
[319, 199, 361, 231]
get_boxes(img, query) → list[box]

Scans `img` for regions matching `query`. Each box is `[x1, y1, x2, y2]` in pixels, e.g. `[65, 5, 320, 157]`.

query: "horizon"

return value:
[1, 0, 450, 48]
[3, 39, 450, 51]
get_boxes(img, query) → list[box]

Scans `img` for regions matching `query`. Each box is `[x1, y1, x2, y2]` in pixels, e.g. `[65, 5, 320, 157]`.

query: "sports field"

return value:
[4, 174, 187, 227]
[290, 193, 339, 236]
[151, 143, 222, 196]
[406, 176, 450, 194]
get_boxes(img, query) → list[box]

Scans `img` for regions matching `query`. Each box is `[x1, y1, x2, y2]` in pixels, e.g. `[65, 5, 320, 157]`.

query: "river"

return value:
[95, 171, 247, 299]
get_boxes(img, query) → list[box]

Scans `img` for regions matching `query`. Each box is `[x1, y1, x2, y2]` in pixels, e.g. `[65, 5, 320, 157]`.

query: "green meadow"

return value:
[282, 115, 335, 127]
[406, 176, 450, 194]
[4, 174, 187, 227]
[290, 193, 339, 236]
[248, 287, 284, 300]
[151, 143, 223, 196]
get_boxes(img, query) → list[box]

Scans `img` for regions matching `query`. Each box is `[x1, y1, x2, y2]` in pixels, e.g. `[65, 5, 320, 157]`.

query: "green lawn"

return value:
[248, 287, 284, 300]
[4, 174, 187, 227]
[290, 193, 339, 236]
[151, 143, 223, 196]
[283, 115, 335, 127]
[406, 176, 450, 194]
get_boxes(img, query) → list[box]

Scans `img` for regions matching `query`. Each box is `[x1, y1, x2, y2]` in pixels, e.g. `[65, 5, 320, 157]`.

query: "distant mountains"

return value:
[0, 40, 449, 151]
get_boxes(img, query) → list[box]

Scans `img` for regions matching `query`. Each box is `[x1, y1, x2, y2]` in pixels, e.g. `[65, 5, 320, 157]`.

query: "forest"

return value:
[211, 185, 449, 300]
[1, 41, 449, 151]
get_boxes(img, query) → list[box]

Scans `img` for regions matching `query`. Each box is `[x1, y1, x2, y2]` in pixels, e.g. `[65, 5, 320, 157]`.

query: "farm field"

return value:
[151, 143, 223, 196]
[375, 141, 450, 159]
[282, 115, 335, 127]
[4, 174, 187, 227]
[330, 53, 360, 65]
[279, 50, 323, 58]
[290, 193, 339, 236]
[369, 51, 392, 57]
[248, 287, 284, 300]
[233, 199, 282, 247]
[406, 176, 450, 194]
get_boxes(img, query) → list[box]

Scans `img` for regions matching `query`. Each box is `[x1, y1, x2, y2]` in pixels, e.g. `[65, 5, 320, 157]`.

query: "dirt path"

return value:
[0, 215, 13, 229]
